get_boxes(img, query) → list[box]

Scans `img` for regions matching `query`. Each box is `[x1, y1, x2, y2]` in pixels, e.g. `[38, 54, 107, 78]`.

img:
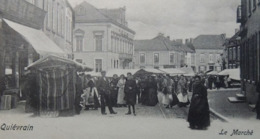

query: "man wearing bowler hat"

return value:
[96, 71, 117, 115]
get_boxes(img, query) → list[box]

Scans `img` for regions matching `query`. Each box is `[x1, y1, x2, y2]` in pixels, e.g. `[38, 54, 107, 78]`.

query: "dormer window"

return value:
[77, 6, 85, 15]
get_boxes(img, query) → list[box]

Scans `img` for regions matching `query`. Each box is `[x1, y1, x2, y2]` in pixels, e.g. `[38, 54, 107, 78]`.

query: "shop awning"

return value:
[3, 19, 66, 56]
[218, 68, 240, 80]
[206, 71, 219, 75]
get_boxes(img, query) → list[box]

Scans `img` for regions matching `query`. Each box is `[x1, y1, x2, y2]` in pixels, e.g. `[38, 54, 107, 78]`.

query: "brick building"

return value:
[223, 30, 241, 70]
[0, 0, 73, 89]
[73, 1, 135, 72]
[237, 0, 260, 103]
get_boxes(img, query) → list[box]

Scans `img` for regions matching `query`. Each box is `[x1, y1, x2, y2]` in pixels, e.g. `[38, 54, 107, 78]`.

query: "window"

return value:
[76, 59, 83, 64]
[229, 48, 233, 61]
[237, 46, 240, 61]
[111, 36, 114, 52]
[47, 0, 52, 29]
[95, 35, 103, 51]
[140, 53, 145, 64]
[253, 0, 257, 10]
[154, 53, 159, 64]
[191, 54, 195, 64]
[233, 47, 237, 61]
[57, 3, 60, 34]
[61, 7, 64, 36]
[77, 6, 85, 15]
[209, 54, 213, 62]
[52, 0, 56, 31]
[170, 53, 174, 64]
[95, 59, 102, 72]
[200, 54, 205, 63]
[248, 0, 252, 16]
[216, 54, 221, 63]
[76, 37, 83, 52]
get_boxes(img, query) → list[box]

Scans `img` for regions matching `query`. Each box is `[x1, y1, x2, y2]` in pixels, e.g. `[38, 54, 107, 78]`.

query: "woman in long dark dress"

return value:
[188, 75, 210, 130]
[147, 75, 158, 106]
[124, 72, 137, 116]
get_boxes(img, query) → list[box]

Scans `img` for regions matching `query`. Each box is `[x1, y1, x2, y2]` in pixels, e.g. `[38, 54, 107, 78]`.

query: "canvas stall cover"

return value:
[38, 68, 76, 112]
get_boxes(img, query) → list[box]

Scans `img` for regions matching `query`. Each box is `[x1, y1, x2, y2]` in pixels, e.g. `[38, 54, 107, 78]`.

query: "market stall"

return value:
[218, 68, 240, 80]
[26, 55, 92, 117]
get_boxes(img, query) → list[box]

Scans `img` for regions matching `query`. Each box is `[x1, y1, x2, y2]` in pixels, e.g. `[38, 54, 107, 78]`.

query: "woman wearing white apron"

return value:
[177, 75, 189, 107]
[117, 75, 126, 107]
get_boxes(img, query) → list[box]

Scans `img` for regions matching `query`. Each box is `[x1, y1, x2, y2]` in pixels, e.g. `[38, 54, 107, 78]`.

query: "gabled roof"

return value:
[135, 35, 195, 53]
[193, 35, 225, 49]
[74, 1, 135, 34]
[134, 35, 173, 51]
[75, 1, 109, 22]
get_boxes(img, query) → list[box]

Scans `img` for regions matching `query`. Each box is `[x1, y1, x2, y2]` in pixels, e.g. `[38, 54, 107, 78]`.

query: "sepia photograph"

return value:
[0, 0, 259, 138]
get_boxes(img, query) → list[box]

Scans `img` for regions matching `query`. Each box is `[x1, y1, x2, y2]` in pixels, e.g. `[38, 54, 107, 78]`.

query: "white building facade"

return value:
[73, 2, 135, 72]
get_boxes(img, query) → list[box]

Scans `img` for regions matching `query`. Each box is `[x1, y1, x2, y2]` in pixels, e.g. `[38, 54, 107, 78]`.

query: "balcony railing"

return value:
[237, 5, 242, 23]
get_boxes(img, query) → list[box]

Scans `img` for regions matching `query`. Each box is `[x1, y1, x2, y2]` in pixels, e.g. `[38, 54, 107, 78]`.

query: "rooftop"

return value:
[74, 1, 135, 34]
[193, 34, 225, 49]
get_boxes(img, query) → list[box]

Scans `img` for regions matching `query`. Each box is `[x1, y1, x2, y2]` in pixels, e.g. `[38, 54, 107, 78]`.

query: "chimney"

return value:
[190, 38, 193, 43]
[220, 33, 226, 40]
[185, 39, 189, 44]
[158, 33, 164, 36]
[235, 28, 239, 33]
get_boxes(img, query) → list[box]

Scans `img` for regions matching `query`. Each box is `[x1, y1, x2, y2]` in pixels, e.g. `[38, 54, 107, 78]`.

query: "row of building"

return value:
[0, 0, 227, 92]
[73, 2, 225, 74]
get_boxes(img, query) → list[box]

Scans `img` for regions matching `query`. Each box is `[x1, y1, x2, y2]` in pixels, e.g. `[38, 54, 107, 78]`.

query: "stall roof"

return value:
[218, 68, 240, 80]
[85, 69, 140, 77]
[159, 68, 185, 75]
[206, 71, 219, 75]
[178, 67, 195, 76]
[142, 68, 166, 74]
[3, 19, 66, 56]
[106, 69, 139, 77]
[27, 55, 93, 71]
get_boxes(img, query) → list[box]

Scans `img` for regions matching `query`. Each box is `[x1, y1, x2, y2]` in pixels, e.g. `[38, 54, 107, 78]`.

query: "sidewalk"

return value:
[207, 88, 257, 120]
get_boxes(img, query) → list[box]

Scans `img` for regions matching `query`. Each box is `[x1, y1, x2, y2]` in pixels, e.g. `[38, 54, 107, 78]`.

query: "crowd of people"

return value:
[75, 71, 211, 129]
[203, 75, 232, 90]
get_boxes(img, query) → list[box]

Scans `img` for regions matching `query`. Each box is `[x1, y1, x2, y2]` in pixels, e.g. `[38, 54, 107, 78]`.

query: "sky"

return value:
[68, 0, 240, 40]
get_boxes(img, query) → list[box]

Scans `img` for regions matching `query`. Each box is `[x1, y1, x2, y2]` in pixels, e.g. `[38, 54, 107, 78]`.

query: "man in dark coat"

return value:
[75, 74, 83, 114]
[96, 71, 117, 115]
[188, 75, 210, 130]
[124, 72, 137, 116]
[110, 74, 119, 107]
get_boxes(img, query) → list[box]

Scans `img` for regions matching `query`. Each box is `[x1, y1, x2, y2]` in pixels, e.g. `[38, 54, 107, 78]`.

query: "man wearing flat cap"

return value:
[96, 71, 117, 115]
